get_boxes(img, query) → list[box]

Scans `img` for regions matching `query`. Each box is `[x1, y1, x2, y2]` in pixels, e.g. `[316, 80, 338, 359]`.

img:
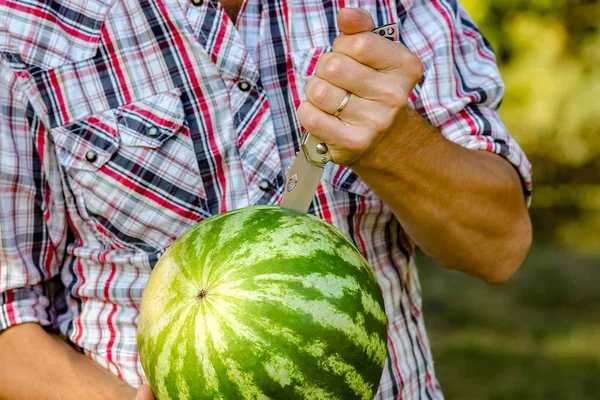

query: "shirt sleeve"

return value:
[408, 1, 532, 204]
[0, 59, 68, 333]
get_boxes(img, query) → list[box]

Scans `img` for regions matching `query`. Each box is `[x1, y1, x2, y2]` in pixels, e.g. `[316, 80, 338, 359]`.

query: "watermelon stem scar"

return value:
[197, 289, 208, 300]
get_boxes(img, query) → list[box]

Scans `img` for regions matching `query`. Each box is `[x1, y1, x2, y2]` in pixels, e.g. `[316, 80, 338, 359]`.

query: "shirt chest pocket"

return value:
[50, 89, 210, 252]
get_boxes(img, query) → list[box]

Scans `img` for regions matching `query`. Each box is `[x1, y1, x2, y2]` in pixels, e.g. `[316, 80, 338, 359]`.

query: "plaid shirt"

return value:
[0, 0, 532, 398]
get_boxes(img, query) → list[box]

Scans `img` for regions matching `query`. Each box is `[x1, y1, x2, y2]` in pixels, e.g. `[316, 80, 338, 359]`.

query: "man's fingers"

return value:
[297, 100, 384, 166]
[304, 76, 381, 124]
[336, 8, 375, 35]
[304, 76, 348, 116]
[313, 52, 388, 99]
[297, 100, 349, 147]
[332, 29, 423, 84]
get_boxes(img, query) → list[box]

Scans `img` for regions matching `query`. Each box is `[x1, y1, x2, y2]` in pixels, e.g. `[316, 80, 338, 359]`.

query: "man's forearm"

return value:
[0, 323, 137, 400]
[353, 108, 532, 282]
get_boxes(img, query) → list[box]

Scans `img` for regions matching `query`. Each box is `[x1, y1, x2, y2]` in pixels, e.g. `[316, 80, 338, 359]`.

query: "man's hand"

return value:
[135, 385, 155, 400]
[297, 8, 531, 282]
[297, 8, 423, 166]
[0, 323, 138, 400]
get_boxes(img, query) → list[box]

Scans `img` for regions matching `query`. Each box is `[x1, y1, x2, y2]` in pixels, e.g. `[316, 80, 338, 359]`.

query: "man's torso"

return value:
[0, 0, 442, 398]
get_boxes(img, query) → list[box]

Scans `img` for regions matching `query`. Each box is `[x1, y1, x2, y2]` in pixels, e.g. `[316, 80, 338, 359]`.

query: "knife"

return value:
[281, 23, 400, 213]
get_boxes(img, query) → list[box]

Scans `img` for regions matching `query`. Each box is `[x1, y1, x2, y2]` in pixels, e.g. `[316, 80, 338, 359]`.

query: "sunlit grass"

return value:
[543, 325, 600, 361]
[418, 245, 600, 399]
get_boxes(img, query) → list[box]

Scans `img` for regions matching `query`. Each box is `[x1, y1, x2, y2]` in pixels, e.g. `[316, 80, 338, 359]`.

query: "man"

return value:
[0, 0, 532, 398]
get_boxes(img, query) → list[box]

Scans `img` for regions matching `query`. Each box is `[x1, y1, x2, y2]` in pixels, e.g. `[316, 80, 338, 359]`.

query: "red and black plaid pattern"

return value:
[0, 0, 532, 398]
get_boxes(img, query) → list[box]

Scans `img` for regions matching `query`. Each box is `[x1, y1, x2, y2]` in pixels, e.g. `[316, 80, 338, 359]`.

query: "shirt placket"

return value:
[184, 0, 283, 209]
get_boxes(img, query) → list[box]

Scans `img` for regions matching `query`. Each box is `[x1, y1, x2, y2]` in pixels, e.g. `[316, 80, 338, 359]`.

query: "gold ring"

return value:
[333, 91, 351, 118]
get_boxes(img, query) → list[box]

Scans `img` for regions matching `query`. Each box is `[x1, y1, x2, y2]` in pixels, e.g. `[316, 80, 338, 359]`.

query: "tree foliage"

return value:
[462, 0, 600, 250]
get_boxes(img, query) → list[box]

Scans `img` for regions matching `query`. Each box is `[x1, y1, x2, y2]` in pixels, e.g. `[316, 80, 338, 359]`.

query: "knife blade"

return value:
[281, 23, 400, 213]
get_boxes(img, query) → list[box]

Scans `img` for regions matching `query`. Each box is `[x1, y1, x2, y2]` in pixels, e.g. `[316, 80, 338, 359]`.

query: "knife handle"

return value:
[372, 23, 400, 42]
[299, 24, 399, 168]
[301, 132, 333, 168]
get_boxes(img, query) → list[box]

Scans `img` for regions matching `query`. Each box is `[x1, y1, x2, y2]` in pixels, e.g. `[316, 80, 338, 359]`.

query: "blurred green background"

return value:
[419, 0, 600, 398]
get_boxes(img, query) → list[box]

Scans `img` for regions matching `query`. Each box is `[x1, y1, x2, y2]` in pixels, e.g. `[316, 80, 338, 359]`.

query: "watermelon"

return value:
[137, 206, 388, 400]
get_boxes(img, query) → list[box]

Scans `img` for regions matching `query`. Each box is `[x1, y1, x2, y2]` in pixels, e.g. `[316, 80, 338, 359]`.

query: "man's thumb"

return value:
[136, 384, 155, 400]
[337, 8, 375, 35]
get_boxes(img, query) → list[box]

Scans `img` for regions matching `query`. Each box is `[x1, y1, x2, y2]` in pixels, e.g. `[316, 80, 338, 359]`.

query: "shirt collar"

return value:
[0, 0, 115, 69]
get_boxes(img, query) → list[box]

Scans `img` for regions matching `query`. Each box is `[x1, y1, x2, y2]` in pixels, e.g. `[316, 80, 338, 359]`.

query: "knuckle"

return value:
[381, 86, 401, 103]
[353, 34, 372, 59]
[406, 54, 424, 80]
[381, 86, 407, 107]
[304, 110, 320, 130]
[311, 80, 331, 105]
[296, 102, 312, 126]
[322, 55, 345, 79]
[331, 35, 345, 52]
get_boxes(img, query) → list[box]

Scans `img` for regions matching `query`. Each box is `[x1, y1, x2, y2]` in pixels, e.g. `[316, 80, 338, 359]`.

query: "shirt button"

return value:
[147, 126, 160, 137]
[85, 150, 98, 163]
[237, 80, 251, 92]
[191, 0, 203, 6]
[258, 179, 271, 191]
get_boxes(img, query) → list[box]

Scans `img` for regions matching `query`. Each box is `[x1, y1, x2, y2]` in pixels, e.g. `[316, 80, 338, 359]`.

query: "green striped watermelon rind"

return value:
[138, 205, 388, 400]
